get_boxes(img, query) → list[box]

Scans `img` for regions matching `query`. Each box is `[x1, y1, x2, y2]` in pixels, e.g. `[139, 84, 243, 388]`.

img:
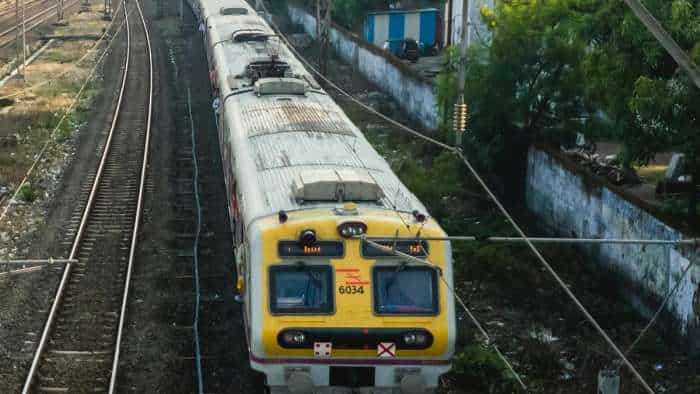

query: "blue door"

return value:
[388, 13, 405, 54]
[419, 10, 437, 48]
[365, 15, 375, 45]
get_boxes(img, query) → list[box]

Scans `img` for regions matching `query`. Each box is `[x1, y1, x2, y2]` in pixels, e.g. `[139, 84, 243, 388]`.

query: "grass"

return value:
[0, 1, 109, 190]
[17, 182, 37, 202]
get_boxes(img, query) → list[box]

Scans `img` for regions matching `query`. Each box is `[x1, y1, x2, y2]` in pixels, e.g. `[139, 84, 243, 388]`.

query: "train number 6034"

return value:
[338, 285, 364, 295]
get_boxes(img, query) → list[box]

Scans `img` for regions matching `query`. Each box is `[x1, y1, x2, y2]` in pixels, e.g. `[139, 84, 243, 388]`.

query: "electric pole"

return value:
[457, 0, 468, 96]
[103, 0, 112, 20]
[57, 0, 64, 22]
[316, 0, 331, 76]
[454, 0, 470, 147]
[21, 0, 25, 67]
[15, 0, 22, 79]
[15, 0, 27, 78]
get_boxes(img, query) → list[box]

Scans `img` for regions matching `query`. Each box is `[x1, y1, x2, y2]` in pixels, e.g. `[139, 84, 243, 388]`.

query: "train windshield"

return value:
[373, 266, 438, 315]
[270, 265, 333, 314]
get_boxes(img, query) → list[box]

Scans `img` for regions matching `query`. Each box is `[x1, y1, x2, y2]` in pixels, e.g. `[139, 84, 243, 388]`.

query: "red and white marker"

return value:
[377, 342, 396, 358]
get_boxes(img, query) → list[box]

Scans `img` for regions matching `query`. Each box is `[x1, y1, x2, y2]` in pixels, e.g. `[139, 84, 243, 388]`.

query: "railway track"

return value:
[0, 0, 44, 18]
[0, 0, 82, 48]
[20, 0, 153, 392]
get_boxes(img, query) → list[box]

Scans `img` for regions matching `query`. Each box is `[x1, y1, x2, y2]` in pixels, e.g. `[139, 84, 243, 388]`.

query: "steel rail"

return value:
[0, 0, 81, 46]
[0, 0, 43, 18]
[21, 1, 134, 392]
[108, 0, 152, 390]
[1, 258, 77, 264]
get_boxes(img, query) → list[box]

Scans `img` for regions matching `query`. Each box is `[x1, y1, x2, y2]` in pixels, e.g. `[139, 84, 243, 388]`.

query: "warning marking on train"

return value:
[377, 342, 396, 358]
[336, 268, 369, 285]
[314, 342, 332, 358]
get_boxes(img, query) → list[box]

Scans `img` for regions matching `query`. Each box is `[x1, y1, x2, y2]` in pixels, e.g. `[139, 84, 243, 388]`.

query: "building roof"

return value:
[366, 8, 439, 16]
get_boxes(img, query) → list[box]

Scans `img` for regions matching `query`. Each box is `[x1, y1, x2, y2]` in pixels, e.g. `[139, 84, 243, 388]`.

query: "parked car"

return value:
[382, 38, 420, 62]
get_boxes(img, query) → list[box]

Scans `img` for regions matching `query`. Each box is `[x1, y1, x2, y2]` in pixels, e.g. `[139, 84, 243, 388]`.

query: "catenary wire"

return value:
[0, 15, 128, 224]
[0, 1, 126, 101]
[362, 238, 527, 390]
[623, 254, 697, 360]
[257, 2, 656, 392]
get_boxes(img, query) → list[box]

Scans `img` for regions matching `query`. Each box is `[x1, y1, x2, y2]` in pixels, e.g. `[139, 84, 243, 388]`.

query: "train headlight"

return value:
[403, 331, 428, 346]
[282, 331, 307, 346]
[337, 221, 367, 238]
[299, 229, 317, 246]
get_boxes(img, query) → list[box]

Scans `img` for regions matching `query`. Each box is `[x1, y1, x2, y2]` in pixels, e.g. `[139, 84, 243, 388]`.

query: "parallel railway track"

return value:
[0, 0, 82, 48]
[20, 0, 153, 392]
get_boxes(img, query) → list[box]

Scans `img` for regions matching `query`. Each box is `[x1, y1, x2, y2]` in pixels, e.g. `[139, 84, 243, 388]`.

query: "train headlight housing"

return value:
[299, 229, 317, 246]
[281, 330, 307, 346]
[403, 331, 428, 346]
[337, 221, 367, 238]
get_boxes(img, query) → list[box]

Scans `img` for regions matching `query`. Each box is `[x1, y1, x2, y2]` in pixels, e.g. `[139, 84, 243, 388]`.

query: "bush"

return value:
[17, 183, 37, 203]
[452, 344, 524, 393]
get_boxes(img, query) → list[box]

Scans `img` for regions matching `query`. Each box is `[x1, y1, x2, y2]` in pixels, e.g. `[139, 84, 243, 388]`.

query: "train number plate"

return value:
[338, 285, 364, 295]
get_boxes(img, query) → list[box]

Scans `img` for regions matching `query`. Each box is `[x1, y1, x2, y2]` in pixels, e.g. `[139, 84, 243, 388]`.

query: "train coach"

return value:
[186, 0, 456, 392]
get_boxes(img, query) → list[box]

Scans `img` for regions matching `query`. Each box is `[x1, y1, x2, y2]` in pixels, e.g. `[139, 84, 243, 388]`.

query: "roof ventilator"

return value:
[220, 7, 248, 16]
[292, 169, 384, 203]
[232, 29, 268, 43]
[254, 78, 307, 96]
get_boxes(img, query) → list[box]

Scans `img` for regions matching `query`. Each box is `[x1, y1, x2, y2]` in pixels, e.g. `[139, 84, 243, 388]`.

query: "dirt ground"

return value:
[0, 1, 126, 392]
[1, 0, 697, 393]
[117, 1, 262, 392]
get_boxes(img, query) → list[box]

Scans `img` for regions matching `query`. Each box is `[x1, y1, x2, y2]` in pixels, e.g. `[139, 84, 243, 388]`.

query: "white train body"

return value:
[186, 1, 456, 392]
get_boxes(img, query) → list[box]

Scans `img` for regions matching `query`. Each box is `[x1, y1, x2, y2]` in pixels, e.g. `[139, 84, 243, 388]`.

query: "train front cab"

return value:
[241, 206, 456, 394]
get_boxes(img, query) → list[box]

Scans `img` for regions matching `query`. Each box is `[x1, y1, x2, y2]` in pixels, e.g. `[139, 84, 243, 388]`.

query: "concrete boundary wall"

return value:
[287, 6, 439, 130]
[526, 146, 700, 347]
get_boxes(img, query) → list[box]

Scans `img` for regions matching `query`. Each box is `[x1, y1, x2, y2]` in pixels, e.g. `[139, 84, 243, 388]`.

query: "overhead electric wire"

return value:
[624, 254, 697, 360]
[0, 13, 127, 224]
[0, 1, 125, 101]
[363, 238, 527, 390]
[621, 0, 700, 90]
[256, 2, 657, 392]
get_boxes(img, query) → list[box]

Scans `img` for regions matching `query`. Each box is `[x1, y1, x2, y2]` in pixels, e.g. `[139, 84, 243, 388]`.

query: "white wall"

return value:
[526, 147, 700, 347]
[288, 6, 439, 131]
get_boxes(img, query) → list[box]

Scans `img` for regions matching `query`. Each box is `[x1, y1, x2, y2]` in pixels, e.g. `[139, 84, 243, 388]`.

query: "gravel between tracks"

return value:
[116, 1, 263, 392]
[0, 7, 127, 392]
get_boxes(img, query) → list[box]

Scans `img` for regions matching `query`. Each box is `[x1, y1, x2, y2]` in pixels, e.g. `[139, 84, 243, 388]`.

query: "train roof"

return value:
[200, 0, 429, 226]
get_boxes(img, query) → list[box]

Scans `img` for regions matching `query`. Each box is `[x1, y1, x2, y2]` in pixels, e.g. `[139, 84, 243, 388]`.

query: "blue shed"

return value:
[364, 8, 440, 54]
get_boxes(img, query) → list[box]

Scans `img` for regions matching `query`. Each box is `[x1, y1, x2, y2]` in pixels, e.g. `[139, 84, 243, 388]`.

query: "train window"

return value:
[270, 265, 333, 314]
[373, 267, 438, 315]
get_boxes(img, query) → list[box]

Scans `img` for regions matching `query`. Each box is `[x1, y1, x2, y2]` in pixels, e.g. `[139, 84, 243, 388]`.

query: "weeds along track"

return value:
[20, 0, 153, 392]
[0, 0, 82, 48]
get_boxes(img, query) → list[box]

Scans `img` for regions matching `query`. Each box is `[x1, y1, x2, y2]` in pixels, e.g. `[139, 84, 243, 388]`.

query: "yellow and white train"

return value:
[187, 0, 456, 392]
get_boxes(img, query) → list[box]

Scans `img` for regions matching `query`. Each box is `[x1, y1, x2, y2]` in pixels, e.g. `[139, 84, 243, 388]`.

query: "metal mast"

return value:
[57, 0, 64, 22]
[103, 0, 112, 20]
[316, 0, 331, 76]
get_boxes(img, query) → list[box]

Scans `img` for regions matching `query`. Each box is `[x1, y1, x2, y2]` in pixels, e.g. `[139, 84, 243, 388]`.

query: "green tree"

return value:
[332, 0, 393, 30]
[439, 0, 700, 223]
[580, 0, 700, 222]
[438, 1, 589, 176]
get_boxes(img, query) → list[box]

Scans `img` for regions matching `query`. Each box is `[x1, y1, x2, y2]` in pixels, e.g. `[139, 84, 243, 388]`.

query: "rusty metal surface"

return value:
[242, 101, 354, 137]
